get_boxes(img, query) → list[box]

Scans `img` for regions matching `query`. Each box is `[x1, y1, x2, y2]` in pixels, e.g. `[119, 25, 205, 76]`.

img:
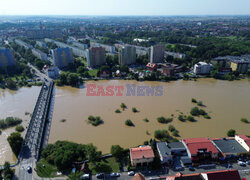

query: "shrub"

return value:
[154, 130, 171, 141]
[157, 117, 173, 124]
[125, 120, 134, 127]
[241, 118, 249, 123]
[199, 109, 207, 115]
[197, 101, 203, 106]
[0, 117, 22, 130]
[178, 115, 185, 122]
[60, 119, 66, 122]
[115, 109, 121, 113]
[120, 103, 127, 110]
[172, 130, 180, 137]
[191, 98, 197, 103]
[190, 107, 200, 116]
[187, 116, 195, 122]
[132, 107, 138, 113]
[168, 125, 176, 132]
[227, 129, 236, 137]
[143, 118, 149, 122]
[15, 125, 24, 132]
[204, 114, 211, 119]
[87, 116, 103, 126]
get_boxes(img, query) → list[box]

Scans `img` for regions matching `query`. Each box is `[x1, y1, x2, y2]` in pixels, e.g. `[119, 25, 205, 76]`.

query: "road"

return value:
[27, 63, 52, 81]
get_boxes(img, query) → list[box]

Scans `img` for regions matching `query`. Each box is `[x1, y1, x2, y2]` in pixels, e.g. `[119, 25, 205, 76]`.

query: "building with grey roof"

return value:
[168, 142, 187, 156]
[156, 142, 173, 165]
[212, 138, 247, 158]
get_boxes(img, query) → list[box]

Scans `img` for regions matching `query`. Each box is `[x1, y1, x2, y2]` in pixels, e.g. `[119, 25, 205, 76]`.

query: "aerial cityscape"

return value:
[0, 0, 250, 180]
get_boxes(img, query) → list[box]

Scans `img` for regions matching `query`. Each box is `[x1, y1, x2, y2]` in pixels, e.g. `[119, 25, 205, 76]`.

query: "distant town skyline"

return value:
[1, 0, 250, 16]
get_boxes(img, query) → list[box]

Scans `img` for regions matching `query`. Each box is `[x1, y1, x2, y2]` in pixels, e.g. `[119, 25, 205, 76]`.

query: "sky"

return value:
[1, 0, 250, 16]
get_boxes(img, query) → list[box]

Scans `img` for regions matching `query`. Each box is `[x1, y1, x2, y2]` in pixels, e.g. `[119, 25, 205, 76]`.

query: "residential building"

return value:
[90, 42, 116, 53]
[0, 48, 15, 67]
[51, 48, 73, 69]
[194, 62, 213, 75]
[46, 66, 59, 79]
[149, 44, 165, 63]
[182, 138, 219, 162]
[32, 49, 48, 61]
[230, 60, 249, 74]
[132, 173, 146, 180]
[166, 172, 204, 180]
[168, 142, 187, 156]
[87, 47, 105, 68]
[200, 169, 241, 180]
[36, 41, 47, 48]
[156, 142, 173, 165]
[146, 62, 158, 72]
[167, 170, 241, 180]
[72, 42, 88, 50]
[235, 135, 250, 152]
[118, 45, 136, 65]
[26, 29, 63, 39]
[212, 138, 247, 158]
[15, 39, 33, 50]
[130, 146, 154, 166]
[45, 38, 88, 58]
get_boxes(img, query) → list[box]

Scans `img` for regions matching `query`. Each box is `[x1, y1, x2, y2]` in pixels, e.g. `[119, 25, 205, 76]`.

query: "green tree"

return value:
[227, 129, 236, 137]
[84, 143, 101, 162]
[7, 132, 23, 157]
[1, 162, 14, 180]
[110, 145, 124, 161]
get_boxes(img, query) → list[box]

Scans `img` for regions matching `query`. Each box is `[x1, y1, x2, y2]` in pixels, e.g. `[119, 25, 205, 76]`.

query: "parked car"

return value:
[96, 173, 104, 179]
[238, 161, 246, 166]
[188, 166, 195, 171]
[128, 171, 135, 176]
[110, 172, 120, 177]
[81, 174, 90, 180]
[227, 163, 232, 168]
[26, 166, 32, 173]
[246, 160, 250, 165]
[175, 166, 184, 171]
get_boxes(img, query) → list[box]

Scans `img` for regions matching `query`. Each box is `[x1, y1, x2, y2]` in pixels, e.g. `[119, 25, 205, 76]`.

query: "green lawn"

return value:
[89, 157, 120, 174]
[36, 158, 59, 178]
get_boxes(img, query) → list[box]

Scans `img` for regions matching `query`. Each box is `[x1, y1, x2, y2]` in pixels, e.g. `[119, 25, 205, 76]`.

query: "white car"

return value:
[128, 171, 135, 176]
[110, 172, 120, 177]
[238, 161, 246, 166]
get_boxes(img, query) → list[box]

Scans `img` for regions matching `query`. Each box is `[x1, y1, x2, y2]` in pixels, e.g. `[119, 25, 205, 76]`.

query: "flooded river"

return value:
[0, 79, 250, 164]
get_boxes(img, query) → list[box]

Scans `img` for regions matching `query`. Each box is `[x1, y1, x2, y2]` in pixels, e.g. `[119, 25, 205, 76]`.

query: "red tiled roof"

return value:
[133, 173, 146, 180]
[245, 139, 250, 147]
[183, 138, 219, 155]
[147, 62, 157, 68]
[130, 146, 155, 160]
[203, 170, 241, 180]
[167, 172, 203, 180]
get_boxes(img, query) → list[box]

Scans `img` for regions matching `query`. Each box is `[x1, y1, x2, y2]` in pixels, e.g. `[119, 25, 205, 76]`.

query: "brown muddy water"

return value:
[0, 79, 250, 164]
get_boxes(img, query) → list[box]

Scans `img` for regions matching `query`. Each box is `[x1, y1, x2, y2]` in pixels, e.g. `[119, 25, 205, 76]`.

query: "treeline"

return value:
[41, 141, 102, 171]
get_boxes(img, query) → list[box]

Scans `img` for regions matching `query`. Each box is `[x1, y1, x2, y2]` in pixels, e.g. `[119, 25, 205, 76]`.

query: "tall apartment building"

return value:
[118, 45, 136, 65]
[87, 47, 105, 68]
[0, 48, 16, 67]
[51, 48, 73, 69]
[15, 39, 33, 50]
[194, 62, 213, 75]
[32, 49, 48, 61]
[230, 60, 249, 74]
[149, 44, 165, 63]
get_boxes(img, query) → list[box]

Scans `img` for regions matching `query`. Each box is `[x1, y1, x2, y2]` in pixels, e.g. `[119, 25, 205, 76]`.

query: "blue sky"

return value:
[1, 0, 250, 15]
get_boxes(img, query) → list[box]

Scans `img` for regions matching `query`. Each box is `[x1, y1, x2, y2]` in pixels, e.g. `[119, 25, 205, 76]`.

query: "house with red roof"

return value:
[166, 172, 204, 180]
[146, 62, 158, 72]
[201, 169, 241, 180]
[130, 146, 155, 166]
[166, 170, 241, 180]
[235, 135, 250, 152]
[182, 138, 219, 162]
